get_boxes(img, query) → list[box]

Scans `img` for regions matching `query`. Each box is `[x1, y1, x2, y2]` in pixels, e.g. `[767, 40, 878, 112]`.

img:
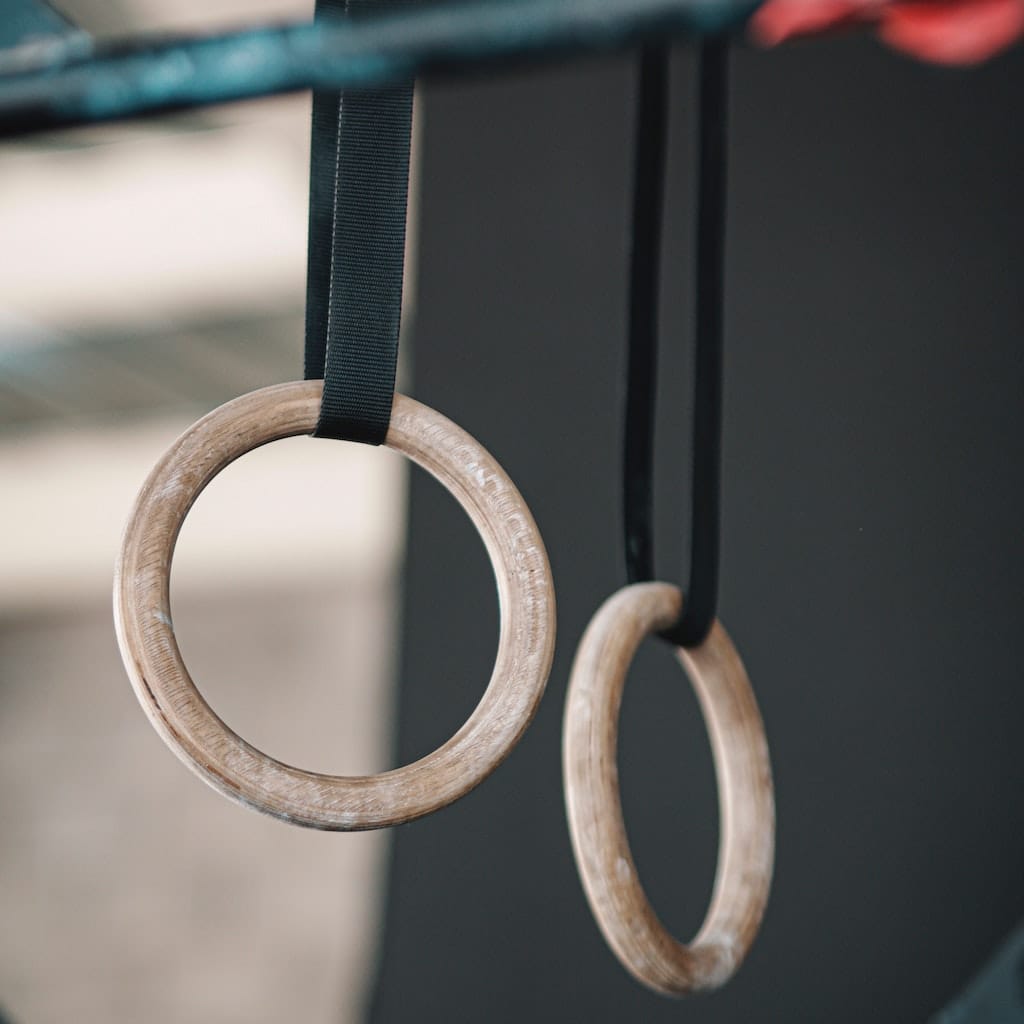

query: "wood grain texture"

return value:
[114, 380, 556, 830]
[562, 582, 774, 995]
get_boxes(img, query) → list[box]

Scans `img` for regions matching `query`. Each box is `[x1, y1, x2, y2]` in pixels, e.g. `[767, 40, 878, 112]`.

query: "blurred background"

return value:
[1, 2, 406, 1021]
[2, 2, 1024, 1023]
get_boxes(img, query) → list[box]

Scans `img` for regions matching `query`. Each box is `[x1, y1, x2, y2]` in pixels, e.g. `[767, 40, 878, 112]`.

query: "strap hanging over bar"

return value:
[623, 44, 669, 593]
[305, 0, 415, 444]
[623, 38, 728, 648]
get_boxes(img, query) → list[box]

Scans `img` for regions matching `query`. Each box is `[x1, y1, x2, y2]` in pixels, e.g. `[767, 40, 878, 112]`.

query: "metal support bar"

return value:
[0, 0, 89, 75]
[0, 0, 756, 137]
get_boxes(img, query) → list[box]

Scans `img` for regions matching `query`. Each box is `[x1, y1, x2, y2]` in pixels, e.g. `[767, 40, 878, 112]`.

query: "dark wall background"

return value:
[370, 37, 1024, 1023]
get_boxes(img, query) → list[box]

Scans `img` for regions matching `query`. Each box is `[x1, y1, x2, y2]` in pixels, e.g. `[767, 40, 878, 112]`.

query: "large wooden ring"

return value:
[115, 381, 556, 831]
[563, 582, 774, 995]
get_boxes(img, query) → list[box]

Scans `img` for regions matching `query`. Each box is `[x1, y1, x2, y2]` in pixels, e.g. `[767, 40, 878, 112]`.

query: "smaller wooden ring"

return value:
[562, 582, 774, 995]
[115, 381, 555, 831]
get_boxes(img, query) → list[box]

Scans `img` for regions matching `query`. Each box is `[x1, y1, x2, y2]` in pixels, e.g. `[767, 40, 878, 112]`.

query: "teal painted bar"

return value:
[0, 0, 90, 76]
[0, 0, 77, 49]
[0, 0, 757, 136]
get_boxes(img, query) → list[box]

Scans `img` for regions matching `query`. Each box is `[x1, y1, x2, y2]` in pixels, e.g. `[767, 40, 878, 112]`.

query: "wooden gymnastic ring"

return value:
[562, 582, 774, 995]
[114, 380, 556, 831]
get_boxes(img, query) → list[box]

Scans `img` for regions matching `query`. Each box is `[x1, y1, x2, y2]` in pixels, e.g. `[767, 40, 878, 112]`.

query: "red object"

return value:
[749, 0, 1024, 64]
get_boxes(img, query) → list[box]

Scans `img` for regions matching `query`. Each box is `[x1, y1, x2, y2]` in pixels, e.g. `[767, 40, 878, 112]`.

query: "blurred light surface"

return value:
[0, 3, 413, 1021]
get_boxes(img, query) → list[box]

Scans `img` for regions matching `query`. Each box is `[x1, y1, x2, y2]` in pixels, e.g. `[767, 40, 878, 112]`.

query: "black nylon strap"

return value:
[623, 44, 668, 593]
[305, 0, 414, 444]
[624, 39, 728, 648]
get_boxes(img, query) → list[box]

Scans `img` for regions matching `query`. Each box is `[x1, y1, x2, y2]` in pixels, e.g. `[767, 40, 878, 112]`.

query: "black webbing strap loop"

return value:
[304, 0, 414, 444]
[623, 38, 728, 648]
